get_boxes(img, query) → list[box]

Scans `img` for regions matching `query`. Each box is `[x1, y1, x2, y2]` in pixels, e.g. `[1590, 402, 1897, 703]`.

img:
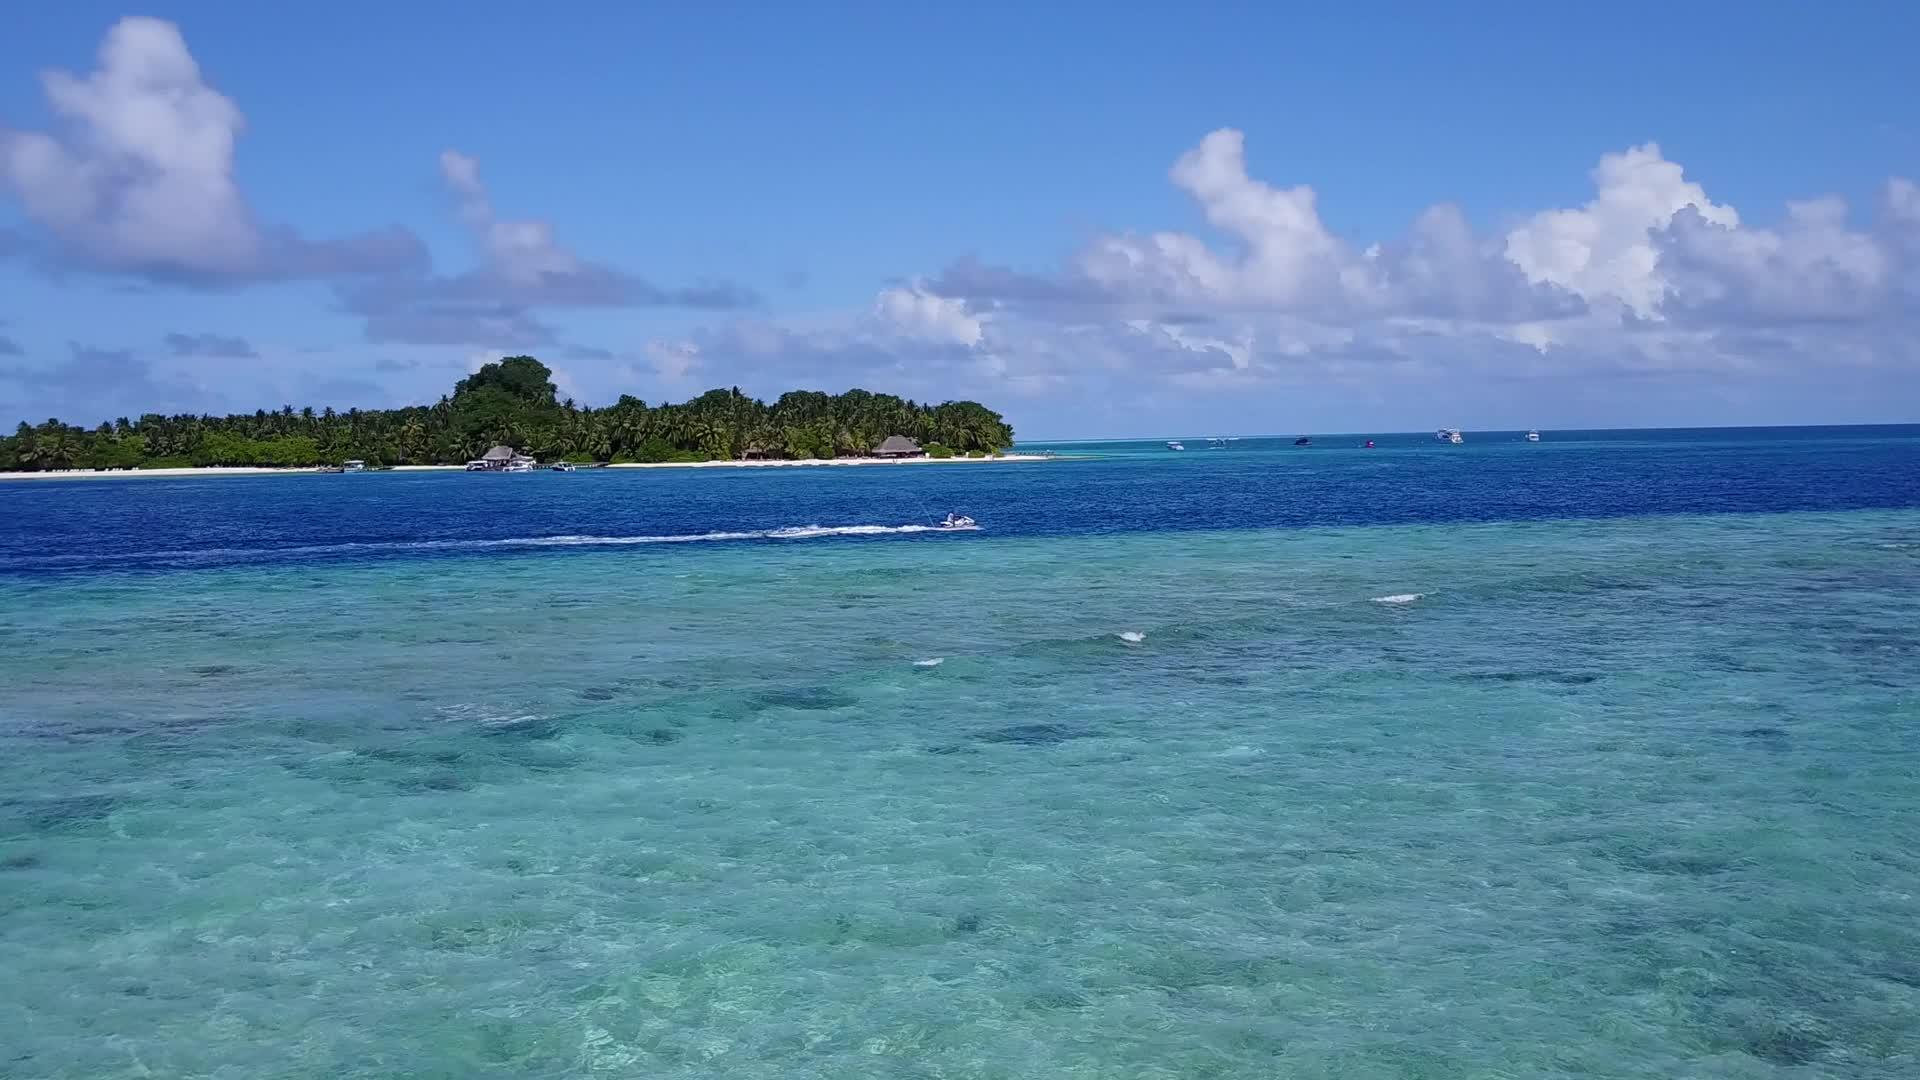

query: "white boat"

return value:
[1436, 428, 1463, 444]
[503, 460, 535, 473]
[1167, 441, 1185, 451]
[1526, 430, 1541, 442]
[464, 460, 489, 472]
[938, 514, 977, 530]
[341, 459, 366, 472]
[550, 461, 577, 472]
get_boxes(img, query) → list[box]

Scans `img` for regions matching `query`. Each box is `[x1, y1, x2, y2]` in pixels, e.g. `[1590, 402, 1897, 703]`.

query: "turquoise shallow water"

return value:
[3, 504, 1918, 1077]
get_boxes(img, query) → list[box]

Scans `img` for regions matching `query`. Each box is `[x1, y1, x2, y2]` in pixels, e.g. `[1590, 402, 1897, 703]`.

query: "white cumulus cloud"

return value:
[1078, 128, 1355, 309]
[1658, 196, 1891, 321]
[874, 282, 984, 346]
[0, 17, 420, 281]
[336, 149, 759, 347]
[0, 18, 254, 273]
[1504, 143, 1738, 318]
[438, 150, 585, 287]
[646, 128, 1919, 430]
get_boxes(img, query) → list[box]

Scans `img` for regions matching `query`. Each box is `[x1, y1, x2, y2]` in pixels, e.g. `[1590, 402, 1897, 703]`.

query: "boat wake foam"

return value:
[20, 523, 973, 568]
[478, 523, 963, 546]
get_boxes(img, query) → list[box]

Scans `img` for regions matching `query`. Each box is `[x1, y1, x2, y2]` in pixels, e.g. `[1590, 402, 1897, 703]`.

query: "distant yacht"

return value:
[1294, 436, 1311, 447]
[1437, 428, 1464, 444]
[1167, 441, 1185, 451]
[1526, 430, 1541, 442]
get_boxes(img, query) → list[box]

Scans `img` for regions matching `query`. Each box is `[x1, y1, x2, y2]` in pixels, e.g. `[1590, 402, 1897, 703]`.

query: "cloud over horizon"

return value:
[1, 17, 1916, 434]
[639, 128, 1919, 430]
[0, 17, 756, 356]
[0, 17, 425, 284]
[912, 131, 1918, 334]
[332, 149, 759, 348]
[2, 342, 219, 423]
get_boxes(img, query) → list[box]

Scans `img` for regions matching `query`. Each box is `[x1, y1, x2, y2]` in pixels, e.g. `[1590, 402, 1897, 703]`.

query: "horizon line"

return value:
[1015, 421, 1920, 444]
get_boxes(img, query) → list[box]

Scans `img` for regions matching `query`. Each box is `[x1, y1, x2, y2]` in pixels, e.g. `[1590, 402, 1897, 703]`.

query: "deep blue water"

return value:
[4, 426, 1918, 576]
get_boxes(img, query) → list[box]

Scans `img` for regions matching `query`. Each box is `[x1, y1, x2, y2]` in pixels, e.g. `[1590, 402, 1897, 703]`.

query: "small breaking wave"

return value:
[912, 658, 945, 667]
[1117, 631, 1147, 644]
[1371, 593, 1424, 604]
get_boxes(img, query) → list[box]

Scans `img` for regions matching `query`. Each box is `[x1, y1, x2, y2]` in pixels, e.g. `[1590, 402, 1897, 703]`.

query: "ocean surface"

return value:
[3, 426, 1918, 1078]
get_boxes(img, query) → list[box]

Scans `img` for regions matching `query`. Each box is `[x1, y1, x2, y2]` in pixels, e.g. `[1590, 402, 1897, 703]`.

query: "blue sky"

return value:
[2, 4, 1917, 438]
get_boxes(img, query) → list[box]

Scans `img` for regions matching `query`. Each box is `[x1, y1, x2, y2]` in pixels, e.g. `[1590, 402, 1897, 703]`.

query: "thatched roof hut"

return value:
[873, 435, 924, 458]
[482, 445, 515, 464]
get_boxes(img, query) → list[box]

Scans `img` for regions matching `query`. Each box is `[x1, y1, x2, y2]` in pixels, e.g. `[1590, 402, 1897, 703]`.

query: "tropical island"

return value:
[1, 356, 1019, 473]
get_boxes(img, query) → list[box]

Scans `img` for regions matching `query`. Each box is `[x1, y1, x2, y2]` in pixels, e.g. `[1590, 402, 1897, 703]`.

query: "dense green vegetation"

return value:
[0, 357, 1015, 471]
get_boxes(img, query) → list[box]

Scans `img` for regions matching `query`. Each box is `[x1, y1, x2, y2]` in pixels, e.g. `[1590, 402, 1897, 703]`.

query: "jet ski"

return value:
[938, 514, 978, 530]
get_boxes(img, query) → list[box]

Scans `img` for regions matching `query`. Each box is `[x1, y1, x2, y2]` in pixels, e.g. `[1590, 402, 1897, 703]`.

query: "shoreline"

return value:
[0, 454, 1057, 482]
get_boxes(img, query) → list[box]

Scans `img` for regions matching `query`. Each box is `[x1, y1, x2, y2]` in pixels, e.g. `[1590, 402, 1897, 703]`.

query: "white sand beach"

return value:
[0, 454, 1056, 481]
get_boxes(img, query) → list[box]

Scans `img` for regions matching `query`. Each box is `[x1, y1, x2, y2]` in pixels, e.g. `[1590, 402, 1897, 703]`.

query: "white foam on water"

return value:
[479, 714, 547, 730]
[1118, 631, 1147, 644]
[912, 658, 945, 667]
[1372, 593, 1424, 604]
[490, 524, 951, 546]
[432, 703, 547, 729]
[46, 523, 970, 567]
